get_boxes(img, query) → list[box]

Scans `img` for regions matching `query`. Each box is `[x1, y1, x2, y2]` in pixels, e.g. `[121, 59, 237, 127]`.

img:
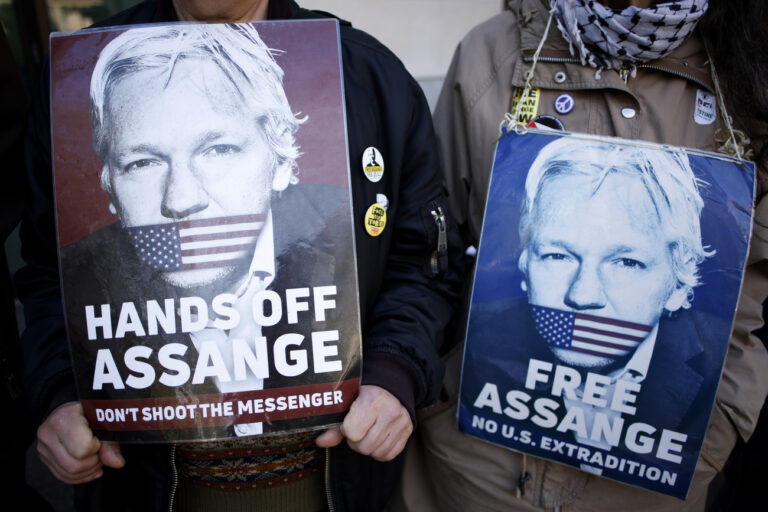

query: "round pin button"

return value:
[362, 147, 384, 182]
[621, 107, 637, 119]
[376, 193, 389, 211]
[364, 203, 387, 237]
[554, 94, 574, 114]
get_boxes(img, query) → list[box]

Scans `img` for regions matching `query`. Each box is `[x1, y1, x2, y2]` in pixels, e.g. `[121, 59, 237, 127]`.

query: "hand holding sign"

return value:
[37, 402, 125, 484]
[316, 385, 412, 461]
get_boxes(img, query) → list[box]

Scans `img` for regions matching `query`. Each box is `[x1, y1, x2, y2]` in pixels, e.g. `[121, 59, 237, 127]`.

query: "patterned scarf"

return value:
[549, 0, 708, 70]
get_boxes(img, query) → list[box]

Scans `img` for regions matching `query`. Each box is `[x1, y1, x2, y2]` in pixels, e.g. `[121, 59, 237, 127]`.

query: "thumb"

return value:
[315, 426, 344, 448]
[99, 442, 125, 469]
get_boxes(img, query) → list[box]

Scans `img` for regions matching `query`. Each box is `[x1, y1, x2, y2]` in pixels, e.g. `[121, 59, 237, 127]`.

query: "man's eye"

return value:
[541, 253, 570, 261]
[616, 258, 647, 269]
[205, 144, 240, 157]
[124, 159, 159, 173]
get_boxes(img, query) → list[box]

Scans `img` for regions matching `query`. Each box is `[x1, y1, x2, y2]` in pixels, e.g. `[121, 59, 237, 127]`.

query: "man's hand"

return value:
[316, 385, 413, 461]
[37, 402, 125, 484]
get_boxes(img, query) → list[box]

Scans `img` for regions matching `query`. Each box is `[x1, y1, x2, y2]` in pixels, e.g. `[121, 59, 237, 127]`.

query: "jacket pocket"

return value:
[699, 399, 740, 472]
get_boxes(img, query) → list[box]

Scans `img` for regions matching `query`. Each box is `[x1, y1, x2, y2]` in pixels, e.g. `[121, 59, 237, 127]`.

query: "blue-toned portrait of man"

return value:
[459, 131, 754, 498]
[518, 137, 711, 369]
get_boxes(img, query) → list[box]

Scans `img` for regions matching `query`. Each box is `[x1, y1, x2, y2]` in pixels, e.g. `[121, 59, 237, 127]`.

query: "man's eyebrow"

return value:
[190, 131, 231, 152]
[533, 240, 652, 257]
[531, 239, 573, 252]
[115, 144, 161, 156]
[607, 245, 655, 258]
[610, 245, 640, 253]
[198, 131, 226, 145]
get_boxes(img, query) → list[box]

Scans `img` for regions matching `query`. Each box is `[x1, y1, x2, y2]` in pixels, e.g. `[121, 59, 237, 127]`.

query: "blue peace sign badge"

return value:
[554, 93, 575, 115]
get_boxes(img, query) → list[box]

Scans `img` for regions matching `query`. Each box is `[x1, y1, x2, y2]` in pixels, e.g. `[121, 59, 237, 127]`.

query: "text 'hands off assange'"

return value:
[83, 286, 346, 390]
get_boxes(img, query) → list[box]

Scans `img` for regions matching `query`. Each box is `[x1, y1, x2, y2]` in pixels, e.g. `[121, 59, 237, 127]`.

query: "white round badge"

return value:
[362, 147, 384, 183]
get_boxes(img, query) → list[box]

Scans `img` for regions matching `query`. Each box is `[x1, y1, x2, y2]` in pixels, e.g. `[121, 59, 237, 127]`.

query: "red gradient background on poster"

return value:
[50, 20, 348, 247]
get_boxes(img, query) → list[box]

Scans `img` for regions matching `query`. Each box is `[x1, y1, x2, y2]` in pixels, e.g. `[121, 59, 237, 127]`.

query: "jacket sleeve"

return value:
[433, 50, 474, 249]
[363, 80, 465, 415]
[15, 59, 78, 425]
[433, 11, 520, 248]
[340, 34, 465, 416]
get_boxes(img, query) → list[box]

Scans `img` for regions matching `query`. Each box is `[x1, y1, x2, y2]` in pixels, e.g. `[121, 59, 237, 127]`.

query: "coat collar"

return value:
[510, 0, 714, 94]
[152, 0, 296, 22]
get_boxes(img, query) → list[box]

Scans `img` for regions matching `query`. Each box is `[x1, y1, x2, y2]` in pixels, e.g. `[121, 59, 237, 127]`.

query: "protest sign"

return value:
[458, 129, 755, 498]
[50, 20, 361, 442]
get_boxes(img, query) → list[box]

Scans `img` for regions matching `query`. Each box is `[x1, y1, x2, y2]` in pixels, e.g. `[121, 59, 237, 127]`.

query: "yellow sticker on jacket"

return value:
[510, 87, 541, 123]
[364, 203, 387, 237]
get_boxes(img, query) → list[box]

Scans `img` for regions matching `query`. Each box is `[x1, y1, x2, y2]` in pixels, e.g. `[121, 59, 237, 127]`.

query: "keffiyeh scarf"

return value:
[549, 0, 708, 70]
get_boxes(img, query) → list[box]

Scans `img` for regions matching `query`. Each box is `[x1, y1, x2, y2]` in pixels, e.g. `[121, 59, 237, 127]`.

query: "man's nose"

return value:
[161, 162, 209, 219]
[564, 264, 606, 310]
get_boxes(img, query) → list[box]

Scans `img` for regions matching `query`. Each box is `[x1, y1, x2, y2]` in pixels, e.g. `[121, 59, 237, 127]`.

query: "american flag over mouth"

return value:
[125, 213, 265, 272]
[531, 305, 652, 360]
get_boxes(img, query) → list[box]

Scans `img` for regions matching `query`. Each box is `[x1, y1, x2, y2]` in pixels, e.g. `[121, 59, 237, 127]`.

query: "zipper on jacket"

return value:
[429, 205, 447, 275]
[636, 63, 713, 92]
[324, 447, 335, 512]
[523, 56, 713, 92]
[522, 55, 580, 65]
[618, 66, 631, 84]
[168, 444, 178, 512]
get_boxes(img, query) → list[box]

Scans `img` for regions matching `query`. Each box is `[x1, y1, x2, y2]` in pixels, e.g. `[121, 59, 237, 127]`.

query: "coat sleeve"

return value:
[339, 33, 466, 416]
[433, 49, 474, 249]
[15, 60, 78, 425]
[433, 11, 520, 248]
[362, 78, 466, 415]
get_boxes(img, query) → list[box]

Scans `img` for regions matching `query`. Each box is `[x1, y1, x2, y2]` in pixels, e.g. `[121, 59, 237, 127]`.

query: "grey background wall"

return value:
[301, 0, 504, 110]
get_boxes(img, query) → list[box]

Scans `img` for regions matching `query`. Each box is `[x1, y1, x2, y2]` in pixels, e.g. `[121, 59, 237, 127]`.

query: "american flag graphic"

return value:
[532, 305, 652, 360]
[125, 213, 265, 271]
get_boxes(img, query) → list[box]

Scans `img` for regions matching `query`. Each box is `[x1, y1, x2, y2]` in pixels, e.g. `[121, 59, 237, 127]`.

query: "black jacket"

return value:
[16, 1, 464, 510]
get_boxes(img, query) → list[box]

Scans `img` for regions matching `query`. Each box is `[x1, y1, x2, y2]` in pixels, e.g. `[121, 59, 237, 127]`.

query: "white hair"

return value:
[518, 137, 714, 310]
[89, 23, 305, 191]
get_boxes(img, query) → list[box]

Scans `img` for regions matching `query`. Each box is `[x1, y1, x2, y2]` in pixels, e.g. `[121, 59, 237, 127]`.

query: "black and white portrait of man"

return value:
[58, 23, 358, 438]
[90, 23, 303, 296]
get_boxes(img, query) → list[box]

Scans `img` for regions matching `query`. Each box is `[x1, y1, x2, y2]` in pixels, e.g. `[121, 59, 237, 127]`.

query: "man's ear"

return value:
[664, 286, 688, 312]
[101, 165, 118, 215]
[518, 248, 530, 293]
[100, 165, 111, 190]
[271, 161, 292, 192]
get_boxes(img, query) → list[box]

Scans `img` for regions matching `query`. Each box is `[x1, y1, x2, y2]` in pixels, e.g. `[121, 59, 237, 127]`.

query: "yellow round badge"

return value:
[364, 203, 387, 237]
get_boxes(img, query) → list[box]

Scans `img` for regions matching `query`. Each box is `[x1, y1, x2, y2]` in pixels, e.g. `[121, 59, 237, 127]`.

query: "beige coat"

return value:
[391, 1, 768, 510]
